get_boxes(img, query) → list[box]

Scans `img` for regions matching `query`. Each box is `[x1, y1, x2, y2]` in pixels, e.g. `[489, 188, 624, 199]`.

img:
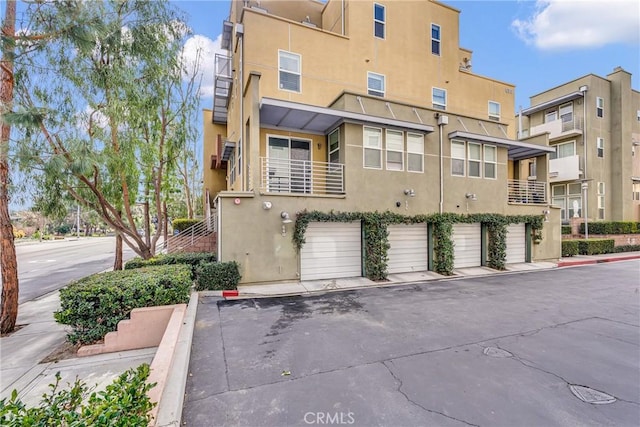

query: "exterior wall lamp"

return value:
[404, 189, 415, 197]
[280, 211, 292, 236]
[542, 209, 550, 222]
[465, 193, 477, 201]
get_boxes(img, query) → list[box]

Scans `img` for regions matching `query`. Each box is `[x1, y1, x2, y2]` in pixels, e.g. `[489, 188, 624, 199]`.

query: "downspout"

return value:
[518, 106, 522, 139]
[438, 119, 444, 214]
[580, 85, 588, 239]
[239, 28, 244, 191]
[342, 0, 345, 35]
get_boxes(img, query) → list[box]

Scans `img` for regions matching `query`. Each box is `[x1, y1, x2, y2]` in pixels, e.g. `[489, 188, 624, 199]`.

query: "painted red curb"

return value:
[222, 290, 239, 298]
[557, 255, 640, 268]
[557, 260, 597, 267]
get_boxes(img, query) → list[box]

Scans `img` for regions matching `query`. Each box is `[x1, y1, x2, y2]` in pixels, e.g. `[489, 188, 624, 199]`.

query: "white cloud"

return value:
[79, 105, 109, 131]
[512, 0, 640, 50]
[180, 34, 224, 98]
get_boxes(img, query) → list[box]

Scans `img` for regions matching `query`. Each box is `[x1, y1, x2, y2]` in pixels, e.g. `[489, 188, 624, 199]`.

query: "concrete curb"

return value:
[557, 254, 640, 268]
[153, 292, 198, 427]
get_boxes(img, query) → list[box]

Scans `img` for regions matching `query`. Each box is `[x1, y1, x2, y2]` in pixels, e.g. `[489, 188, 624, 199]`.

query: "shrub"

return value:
[580, 221, 639, 235]
[172, 218, 200, 233]
[577, 239, 615, 255]
[612, 244, 640, 253]
[124, 252, 216, 278]
[0, 364, 155, 426]
[562, 240, 579, 257]
[561, 226, 572, 235]
[195, 261, 241, 291]
[55, 265, 192, 344]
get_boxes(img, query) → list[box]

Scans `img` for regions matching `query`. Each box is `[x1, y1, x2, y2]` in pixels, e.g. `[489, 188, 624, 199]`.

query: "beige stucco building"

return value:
[518, 67, 640, 223]
[203, 0, 560, 285]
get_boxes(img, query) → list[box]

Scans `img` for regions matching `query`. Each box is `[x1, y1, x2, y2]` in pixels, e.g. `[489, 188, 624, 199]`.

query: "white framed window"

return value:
[278, 50, 301, 92]
[328, 128, 340, 165]
[432, 87, 446, 110]
[637, 110, 640, 122]
[363, 126, 382, 169]
[451, 140, 465, 176]
[431, 23, 441, 55]
[550, 140, 575, 159]
[237, 138, 242, 178]
[468, 143, 481, 178]
[385, 130, 404, 171]
[407, 133, 424, 173]
[229, 150, 236, 186]
[597, 137, 604, 158]
[597, 182, 605, 220]
[633, 183, 640, 201]
[374, 3, 385, 39]
[488, 101, 500, 121]
[545, 109, 558, 123]
[484, 145, 497, 179]
[559, 102, 573, 123]
[367, 72, 385, 97]
[596, 97, 604, 118]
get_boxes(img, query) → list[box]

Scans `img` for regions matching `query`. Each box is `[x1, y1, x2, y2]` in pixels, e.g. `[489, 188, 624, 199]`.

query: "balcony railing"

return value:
[213, 54, 232, 123]
[529, 117, 583, 141]
[549, 154, 580, 183]
[260, 157, 345, 195]
[508, 179, 547, 204]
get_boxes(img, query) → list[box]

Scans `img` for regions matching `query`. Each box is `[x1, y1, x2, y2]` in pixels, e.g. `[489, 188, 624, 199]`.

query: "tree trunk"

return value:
[113, 210, 123, 270]
[0, 0, 18, 334]
[162, 201, 168, 252]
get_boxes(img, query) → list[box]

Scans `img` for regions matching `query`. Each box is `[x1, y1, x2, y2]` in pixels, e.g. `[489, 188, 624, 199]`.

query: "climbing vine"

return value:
[293, 210, 544, 279]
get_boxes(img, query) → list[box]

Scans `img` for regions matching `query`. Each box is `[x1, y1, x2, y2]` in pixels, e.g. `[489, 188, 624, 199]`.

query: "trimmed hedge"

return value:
[577, 239, 615, 255]
[580, 221, 640, 235]
[0, 364, 154, 426]
[612, 244, 640, 253]
[55, 265, 192, 344]
[124, 252, 216, 278]
[172, 218, 200, 233]
[195, 261, 241, 291]
[561, 226, 572, 235]
[562, 240, 579, 257]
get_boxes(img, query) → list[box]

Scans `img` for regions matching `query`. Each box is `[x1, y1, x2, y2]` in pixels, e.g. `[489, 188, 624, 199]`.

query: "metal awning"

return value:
[260, 97, 434, 135]
[221, 140, 235, 161]
[521, 92, 584, 116]
[448, 130, 555, 160]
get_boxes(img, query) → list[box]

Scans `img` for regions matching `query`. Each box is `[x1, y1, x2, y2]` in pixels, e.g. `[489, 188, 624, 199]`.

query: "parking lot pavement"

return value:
[183, 261, 640, 427]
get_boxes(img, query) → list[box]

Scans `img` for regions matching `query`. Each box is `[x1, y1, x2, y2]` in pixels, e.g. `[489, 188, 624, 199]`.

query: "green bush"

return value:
[562, 240, 579, 257]
[561, 226, 572, 235]
[172, 218, 200, 233]
[577, 239, 615, 255]
[580, 221, 640, 235]
[612, 244, 640, 253]
[195, 261, 241, 291]
[124, 252, 216, 278]
[55, 265, 192, 344]
[0, 364, 154, 426]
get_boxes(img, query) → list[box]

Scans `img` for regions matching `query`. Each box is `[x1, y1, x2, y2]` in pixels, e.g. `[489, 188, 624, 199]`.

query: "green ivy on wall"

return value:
[293, 210, 544, 279]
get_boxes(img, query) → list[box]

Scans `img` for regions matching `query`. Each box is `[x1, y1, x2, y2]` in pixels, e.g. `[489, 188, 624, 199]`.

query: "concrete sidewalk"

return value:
[1, 252, 637, 420]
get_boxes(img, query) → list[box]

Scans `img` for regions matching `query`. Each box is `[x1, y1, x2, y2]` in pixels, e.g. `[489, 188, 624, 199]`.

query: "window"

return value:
[384, 130, 403, 171]
[267, 136, 311, 193]
[431, 24, 441, 55]
[468, 143, 481, 178]
[407, 133, 424, 173]
[488, 101, 500, 121]
[432, 87, 446, 110]
[637, 110, 640, 122]
[328, 129, 340, 164]
[559, 102, 573, 123]
[237, 138, 242, 178]
[484, 145, 497, 179]
[550, 140, 575, 159]
[451, 140, 465, 176]
[374, 3, 385, 39]
[552, 183, 583, 222]
[597, 182, 605, 219]
[363, 127, 382, 169]
[545, 110, 558, 123]
[596, 97, 604, 118]
[633, 183, 640, 201]
[367, 72, 385, 97]
[229, 150, 236, 186]
[597, 137, 604, 158]
[278, 50, 301, 92]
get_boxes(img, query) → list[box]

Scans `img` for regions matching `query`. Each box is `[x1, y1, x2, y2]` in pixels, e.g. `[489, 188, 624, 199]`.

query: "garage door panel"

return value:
[387, 224, 429, 274]
[300, 222, 362, 280]
[453, 223, 481, 268]
[506, 223, 526, 264]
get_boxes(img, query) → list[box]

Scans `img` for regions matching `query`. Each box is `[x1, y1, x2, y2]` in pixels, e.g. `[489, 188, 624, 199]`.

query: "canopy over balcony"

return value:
[448, 130, 555, 161]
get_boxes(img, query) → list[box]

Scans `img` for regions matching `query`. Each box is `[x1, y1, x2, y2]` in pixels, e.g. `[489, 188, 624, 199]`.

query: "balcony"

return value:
[260, 157, 345, 195]
[507, 179, 547, 204]
[529, 117, 583, 142]
[549, 155, 580, 183]
[212, 54, 232, 123]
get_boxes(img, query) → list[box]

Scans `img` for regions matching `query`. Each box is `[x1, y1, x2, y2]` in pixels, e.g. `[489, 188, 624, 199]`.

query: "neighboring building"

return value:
[203, 0, 559, 285]
[518, 67, 640, 223]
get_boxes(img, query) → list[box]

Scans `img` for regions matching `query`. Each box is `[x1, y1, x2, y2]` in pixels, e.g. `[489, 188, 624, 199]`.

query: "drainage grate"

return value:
[569, 385, 616, 404]
[483, 347, 513, 358]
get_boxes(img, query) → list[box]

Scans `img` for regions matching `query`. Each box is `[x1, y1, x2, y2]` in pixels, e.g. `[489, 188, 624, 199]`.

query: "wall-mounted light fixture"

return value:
[280, 211, 292, 236]
[404, 189, 415, 197]
[542, 209, 550, 222]
[465, 193, 477, 201]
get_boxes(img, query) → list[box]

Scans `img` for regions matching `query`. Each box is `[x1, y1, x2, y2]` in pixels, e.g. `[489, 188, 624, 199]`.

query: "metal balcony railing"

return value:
[507, 179, 547, 204]
[260, 157, 345, 195]
[164, 215, 216, 254]
[213, 54, 232, 123]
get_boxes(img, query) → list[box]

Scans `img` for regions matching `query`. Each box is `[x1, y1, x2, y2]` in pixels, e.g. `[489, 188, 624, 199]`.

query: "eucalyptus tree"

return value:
[14, 0, 201, 266]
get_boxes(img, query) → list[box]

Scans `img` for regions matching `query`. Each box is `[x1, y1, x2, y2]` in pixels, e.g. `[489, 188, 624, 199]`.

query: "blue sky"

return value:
[176, 0, 640, 111]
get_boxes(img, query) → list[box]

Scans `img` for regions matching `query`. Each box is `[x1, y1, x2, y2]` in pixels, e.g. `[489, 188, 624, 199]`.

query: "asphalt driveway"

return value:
[183, 261, 640, 426]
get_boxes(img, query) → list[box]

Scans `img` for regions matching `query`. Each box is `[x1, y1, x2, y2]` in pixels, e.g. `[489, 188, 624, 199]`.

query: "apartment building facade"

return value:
[203, 0, 560, 284]
[518, 67, 640, 223]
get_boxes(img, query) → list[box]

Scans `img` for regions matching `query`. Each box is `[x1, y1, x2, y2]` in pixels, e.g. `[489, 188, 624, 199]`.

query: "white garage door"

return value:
[452, 223, 482, 268]
[506, 223, 526, 264]
[300, 222, 362, 280]
[387, 224, 429, 274]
